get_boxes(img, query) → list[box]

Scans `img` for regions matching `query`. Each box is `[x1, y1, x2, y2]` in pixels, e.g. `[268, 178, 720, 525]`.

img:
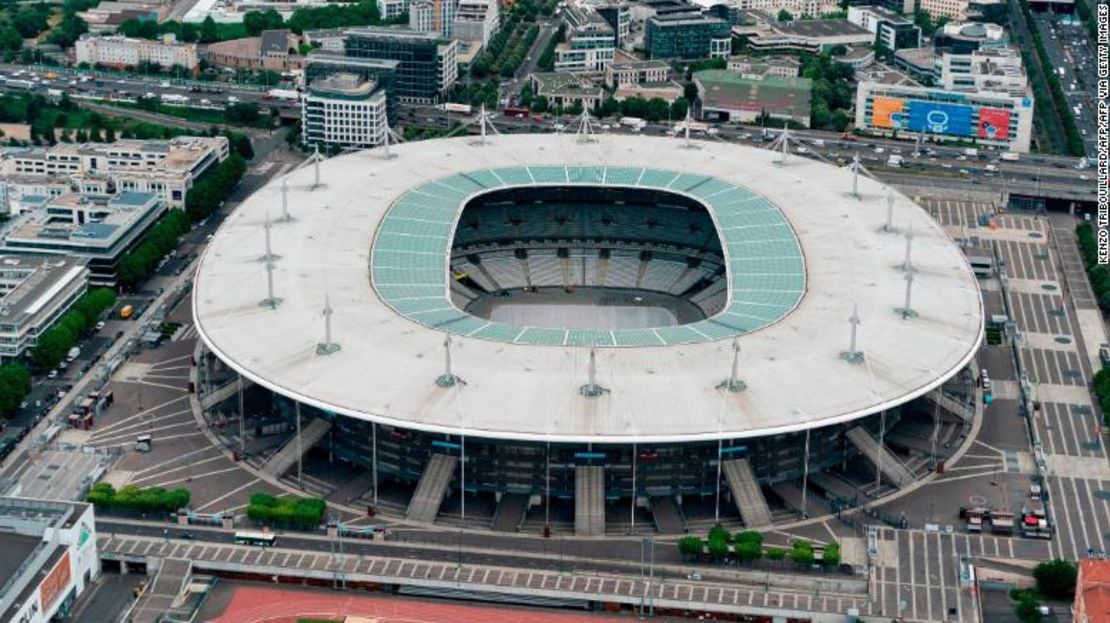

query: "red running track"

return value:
[205, 585, 614, 623]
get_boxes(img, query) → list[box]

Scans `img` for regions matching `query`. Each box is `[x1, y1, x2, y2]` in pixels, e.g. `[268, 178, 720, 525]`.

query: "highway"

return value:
[0, 61, 1096, 202]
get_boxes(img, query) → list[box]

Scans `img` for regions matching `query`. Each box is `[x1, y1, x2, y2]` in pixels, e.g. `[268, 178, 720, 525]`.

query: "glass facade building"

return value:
[645, 13, 731, 60]
[342, 27, 458, 104]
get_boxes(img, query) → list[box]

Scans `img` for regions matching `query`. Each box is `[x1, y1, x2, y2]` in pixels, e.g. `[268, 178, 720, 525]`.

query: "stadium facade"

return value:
[193, 134, 983, 533]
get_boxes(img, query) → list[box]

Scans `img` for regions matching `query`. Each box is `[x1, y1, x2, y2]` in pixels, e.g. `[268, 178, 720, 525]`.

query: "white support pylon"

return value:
[779, 124, 789, 164]
[717, 339, 746, 392]
[851, 154, 861, 198]
[436, 333, 463, 387]
[279, 177, 294, 222]
[312, 144, 322, 190]
[840, 303, 863, 363]
[316, 294, 340, 355]
[900, 271, 917, 319]
[884, 190, 894, 232]
[903, 221, 914, 272]
[579, 346, 608, 397]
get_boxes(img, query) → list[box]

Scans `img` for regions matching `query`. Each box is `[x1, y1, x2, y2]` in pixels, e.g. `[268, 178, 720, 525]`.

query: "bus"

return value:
[234, 530, 276, 546]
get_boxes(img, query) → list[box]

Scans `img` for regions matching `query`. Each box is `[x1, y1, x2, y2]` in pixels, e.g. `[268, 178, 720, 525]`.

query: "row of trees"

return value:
[471, 18, 538, 79]
[87, 482, 191, 512]
[30, 288, 117, 371]
[1017, 0, 1085, 156]
[537, 24, 565, 72]
[0, 364, 31, 418]
[1075, 222, 1110, 311]
[116, 209, 191, 291]
[677, 526, 841, 568]
[185, 153, 247, 223]
[118, 0, 394, 45]
[247, 492, 327, 529]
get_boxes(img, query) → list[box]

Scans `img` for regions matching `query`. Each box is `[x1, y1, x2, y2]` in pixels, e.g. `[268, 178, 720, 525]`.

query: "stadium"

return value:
[192, 132, 983, 535]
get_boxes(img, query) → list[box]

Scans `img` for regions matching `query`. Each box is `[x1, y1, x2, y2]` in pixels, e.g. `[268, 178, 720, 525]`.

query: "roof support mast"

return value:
[316, 295, 340, 355]
[840, 304, 863, 364]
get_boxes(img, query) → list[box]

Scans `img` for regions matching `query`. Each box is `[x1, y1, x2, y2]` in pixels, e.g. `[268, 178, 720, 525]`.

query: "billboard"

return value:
[905, 101, 974, 137]
[977, 107, 1011, 139]
[39, 551, 71, 614]
[871, 96, 906, 129]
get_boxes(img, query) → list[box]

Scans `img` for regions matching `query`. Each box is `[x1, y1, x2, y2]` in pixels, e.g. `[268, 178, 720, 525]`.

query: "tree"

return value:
[225, 102, 261, 126]
[829, 44, 848, 56]
[1033, 559, 1077, 599]
[0, 26, 22, 52]
[531, 96, 548, 113]
[243, 9, 284, 36]
[777, 8, 793, 21]
[765, 547, 786, 561]
[791, 539, 815, 567]
[678, 535, 704, 556]
[199, 16, 219, 43]
[822, 542, 841, 567]
[734, 530, 763, 562]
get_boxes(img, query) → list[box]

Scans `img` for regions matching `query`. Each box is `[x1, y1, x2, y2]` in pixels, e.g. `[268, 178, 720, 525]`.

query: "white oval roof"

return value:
[193, 134, 983, 443]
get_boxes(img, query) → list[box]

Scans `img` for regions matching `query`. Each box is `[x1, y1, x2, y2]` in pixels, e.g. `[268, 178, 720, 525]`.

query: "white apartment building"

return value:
[0, 256, 89, 360]
[453, 0, 499, 47]
[939, 46, 1028, 97]
[0, 137, 229, 209]
[301, 73, 388, 149]
[75, 33, 198, 70]
[727, 55, 801, 78]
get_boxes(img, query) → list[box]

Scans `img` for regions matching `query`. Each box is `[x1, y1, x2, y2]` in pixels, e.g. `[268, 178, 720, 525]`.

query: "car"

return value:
[95, 321, 106, 331]
[941, 163, 953, 169]
[1081, 175, 1090, 181]
[686, 572, 702, 580]
[47, 370, 57, 379]
[178, 532, 196, 540]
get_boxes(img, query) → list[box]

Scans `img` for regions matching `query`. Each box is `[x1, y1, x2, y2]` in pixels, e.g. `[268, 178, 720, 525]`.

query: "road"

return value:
[1032, 13, 1100, 159]
[504, 18, 560, 101]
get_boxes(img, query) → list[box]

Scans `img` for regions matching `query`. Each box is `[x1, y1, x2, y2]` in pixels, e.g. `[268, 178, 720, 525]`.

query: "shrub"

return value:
[85, 482, 190, 512]
[246, 492, 326, 529]
[765, 547, 786, 561]
[822, 542, 841, 566]
[677, 535, 704, 556]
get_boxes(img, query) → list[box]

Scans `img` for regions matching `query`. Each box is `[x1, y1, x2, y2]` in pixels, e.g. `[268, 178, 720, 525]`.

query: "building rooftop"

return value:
[0, 533, 41, 590]
[193, 134, 982, 444]
[895, 46, 937, 70]
[610, 59, 670, 71]
[259, 29, 290, 55]
[1078, 560, 1110, 622]
[776, 18, 870, 38]
[856, 5, 911, 24]
[309, 72, 378, 98]
[0, 255, 88, 322]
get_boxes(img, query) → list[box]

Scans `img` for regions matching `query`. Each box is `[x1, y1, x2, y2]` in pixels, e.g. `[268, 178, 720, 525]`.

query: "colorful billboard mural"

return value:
[39, 551, 71, 613]
[977, 108, 1011, 139]
[906, 101, 974, 136]
[871, 96, 906, 129]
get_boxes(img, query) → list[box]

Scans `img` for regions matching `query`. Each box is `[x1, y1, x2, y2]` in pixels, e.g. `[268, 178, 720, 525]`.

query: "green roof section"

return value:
[370, 166, 806, 347]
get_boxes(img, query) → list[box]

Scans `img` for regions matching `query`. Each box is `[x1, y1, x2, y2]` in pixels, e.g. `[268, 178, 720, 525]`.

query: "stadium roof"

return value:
[193, 134, 983, 443]
[374, 165, 803, 345]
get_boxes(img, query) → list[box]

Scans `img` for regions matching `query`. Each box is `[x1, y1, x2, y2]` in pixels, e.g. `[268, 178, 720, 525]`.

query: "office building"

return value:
[0, 137, 229, 210]
[605, 59, 670, 89]
[410, 0, 460, 38]
[727, 55, 801, 78]
[917, 0, 976, 20]
[934, 21, 1008, 53]
[0, 192, 166, 285]
[202, 29, 303, 72]
[725, 0, 823, 18]
[529, 73, 605, 110]
[0, 497, 99, 623]
[694, 69, 812, 126]
[75, 33, 198, 71]
[738, 16, 873, 52]
[453, 0, 500, 48]
[377, 0, 409, 19]
[847, 5, 922, 50]
[645, 12, 731, 59]
[939, 46, 1028, 97]
[343, 28, 458, 103]
[555, 5, 618, 71]
[0, 256, 89, 361]
[855, 81, 1034, 152]
[301, 73, 389, 150]
[594, 2, 631, 47]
